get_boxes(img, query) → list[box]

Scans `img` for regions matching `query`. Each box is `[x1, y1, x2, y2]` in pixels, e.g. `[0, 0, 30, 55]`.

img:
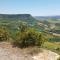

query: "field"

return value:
[42, 31, 60, 55]
[48, 19, 60, 23]
[43, 42, 60, 54]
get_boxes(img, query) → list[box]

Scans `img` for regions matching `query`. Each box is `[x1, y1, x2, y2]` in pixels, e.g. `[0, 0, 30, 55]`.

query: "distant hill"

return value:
[0, 14, 60, 33]
[0, 14, 37, 24]
[34, 16, 60, 20]
[0, 14, 32, 19]
[0, 14, 35, 19]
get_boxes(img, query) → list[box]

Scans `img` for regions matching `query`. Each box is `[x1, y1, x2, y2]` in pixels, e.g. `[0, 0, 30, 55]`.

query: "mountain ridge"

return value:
[34, 16, 60, 20]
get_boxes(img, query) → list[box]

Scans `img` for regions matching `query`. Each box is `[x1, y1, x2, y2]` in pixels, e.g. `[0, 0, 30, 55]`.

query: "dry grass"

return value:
[0, 42, 42, 55]
[21, 47, 42, 55]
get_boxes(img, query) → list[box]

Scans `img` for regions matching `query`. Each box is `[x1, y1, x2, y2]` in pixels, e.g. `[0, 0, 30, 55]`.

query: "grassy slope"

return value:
[47, 18, 60, 23]
[43, 42, 60, 54]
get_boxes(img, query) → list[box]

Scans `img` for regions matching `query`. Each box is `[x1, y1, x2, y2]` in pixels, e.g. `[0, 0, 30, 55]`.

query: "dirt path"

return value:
[0, 42, 33, 60]
[0, 42, 59, 60]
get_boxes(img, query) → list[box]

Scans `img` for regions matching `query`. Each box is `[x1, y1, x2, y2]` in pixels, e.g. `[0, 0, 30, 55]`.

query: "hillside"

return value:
[0, 14, 38, 30]
[35, 16, 60, 32]
[0, 14, 60, 37]
[0, 14, 40, 39]
[0, 14, 60, 34]
[0, 14, 37, 24]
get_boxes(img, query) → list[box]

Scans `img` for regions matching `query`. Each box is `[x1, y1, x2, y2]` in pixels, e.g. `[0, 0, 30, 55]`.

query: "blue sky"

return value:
[0, 0, 60, 16]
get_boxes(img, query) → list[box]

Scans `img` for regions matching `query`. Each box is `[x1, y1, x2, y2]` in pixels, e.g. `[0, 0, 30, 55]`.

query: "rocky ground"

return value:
[0, 42, 59, 60]
[33, 50, 59, 60]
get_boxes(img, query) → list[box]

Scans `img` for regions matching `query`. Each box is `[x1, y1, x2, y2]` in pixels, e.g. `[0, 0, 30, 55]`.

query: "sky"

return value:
[0, 0, 60, 16]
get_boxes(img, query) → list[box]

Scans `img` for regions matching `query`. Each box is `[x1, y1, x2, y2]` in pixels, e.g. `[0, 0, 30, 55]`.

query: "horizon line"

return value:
[0, 13, 60, 16]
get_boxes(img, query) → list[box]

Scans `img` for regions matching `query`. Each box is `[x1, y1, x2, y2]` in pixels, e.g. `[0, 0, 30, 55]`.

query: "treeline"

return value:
[0, 22, 47, 48]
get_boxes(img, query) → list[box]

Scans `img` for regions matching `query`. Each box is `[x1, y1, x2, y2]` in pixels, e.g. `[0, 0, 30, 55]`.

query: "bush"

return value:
[13, 28, 46, 48]
[0, 27, 9, 41]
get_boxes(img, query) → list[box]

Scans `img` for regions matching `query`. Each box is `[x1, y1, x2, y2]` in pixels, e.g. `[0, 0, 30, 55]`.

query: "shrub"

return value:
[0, 27, 9, 41]
[13, 28, 46, 48]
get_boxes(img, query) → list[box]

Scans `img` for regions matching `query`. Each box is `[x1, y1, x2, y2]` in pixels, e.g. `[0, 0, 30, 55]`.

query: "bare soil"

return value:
[0, 42, 59, 60]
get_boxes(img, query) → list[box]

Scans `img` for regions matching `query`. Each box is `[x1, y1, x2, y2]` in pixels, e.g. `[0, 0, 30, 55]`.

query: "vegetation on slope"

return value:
[13, 22, 47, 48]
[0, 22, 47, 48]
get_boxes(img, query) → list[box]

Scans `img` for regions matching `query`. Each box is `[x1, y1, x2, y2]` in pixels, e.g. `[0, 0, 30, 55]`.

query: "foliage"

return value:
[0, 27, 9, 41]
[13, 26, 47, 48]
[18, 22, 28, 32]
